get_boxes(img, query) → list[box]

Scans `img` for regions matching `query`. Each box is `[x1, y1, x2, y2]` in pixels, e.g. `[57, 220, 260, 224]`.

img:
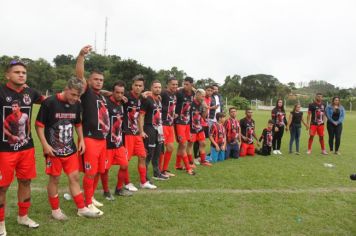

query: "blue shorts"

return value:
[225, 143, 239, 159]
[209, 147, 225, 163]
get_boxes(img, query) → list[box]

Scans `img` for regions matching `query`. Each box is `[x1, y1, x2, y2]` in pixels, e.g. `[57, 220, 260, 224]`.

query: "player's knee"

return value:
[18, 179, 31, 187]
[166, 143, 174, 152]
[68, 173, 80, 183]
[49, 176, 60, 185]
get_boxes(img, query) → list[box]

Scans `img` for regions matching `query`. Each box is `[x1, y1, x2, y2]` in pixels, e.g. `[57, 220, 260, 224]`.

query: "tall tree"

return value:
[221, 74, 241, 99]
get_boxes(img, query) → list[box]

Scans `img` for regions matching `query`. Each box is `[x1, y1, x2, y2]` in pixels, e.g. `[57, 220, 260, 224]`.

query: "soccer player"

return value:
[174, 77, 195, 175]
[0, 60, 45, 235]
[160, 77, 178, 177]
[187, 89, 211, 166]
[76, 45, 109, 215]
[123, 75, 156, 190]
[306, 93, 328, 155]
[239, 108, 259, 157]
[224, 107, 241, 159]
[35, 78, 100, 220]
[140, 80, 167, 181]
[271, 99, 287, 154]
[209, 112, 226, 162]
[257, 120, 274, 156]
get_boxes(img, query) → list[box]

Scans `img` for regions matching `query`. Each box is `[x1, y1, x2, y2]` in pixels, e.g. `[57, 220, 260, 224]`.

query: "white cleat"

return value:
[277, 150, 282, 155]
[140, 181, 157, 190]
[77, 207, 101, 218]
[17, 215, 39, 228]
[87, 204, 104, 216]
[272, 150, 278, 154]
[125, 183, 138, 192]
[0, 221, 6, 236]
[91, 197, 103, 207]
[51, 208, 68, 221]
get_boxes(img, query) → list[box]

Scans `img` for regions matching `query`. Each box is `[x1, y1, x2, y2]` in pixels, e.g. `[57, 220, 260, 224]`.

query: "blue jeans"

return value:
[210, 147, 225, 162]
[289, 125, 301, 152]
[225, 143, 239, 159]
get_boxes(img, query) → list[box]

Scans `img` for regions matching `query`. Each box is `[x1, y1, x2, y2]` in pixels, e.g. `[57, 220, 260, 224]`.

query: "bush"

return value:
[230, 96, 250, 110]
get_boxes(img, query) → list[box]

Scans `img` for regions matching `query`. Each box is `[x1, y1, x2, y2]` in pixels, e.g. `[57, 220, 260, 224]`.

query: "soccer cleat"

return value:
[17, 215, 39, 228]
[103, 191, 115, 201]
[277, 150, 282, 154]
[201, 161, 212, 167]
[115, 188, 133, 196]
[187, 169, 196, 176]
[51, 208, 68, 221]
[125, 183, 138, 192]
[152, 173, 169, 181]
[321, 150, 328, 155]
[162, 170, 175, 177]
[91, 197, 103, 207]
[272, 150, 278, 154]
[0, 221, 6, 236]
[306, 150, 312, 155]
[140, 181, 157, 189]
[87, 204, 104, 216]
[77, 207, 101, 218]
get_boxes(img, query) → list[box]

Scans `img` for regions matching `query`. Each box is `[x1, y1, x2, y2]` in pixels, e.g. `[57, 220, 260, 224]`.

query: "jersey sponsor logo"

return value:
[55, 113, 76, 119]
[23, 94, 31, 105]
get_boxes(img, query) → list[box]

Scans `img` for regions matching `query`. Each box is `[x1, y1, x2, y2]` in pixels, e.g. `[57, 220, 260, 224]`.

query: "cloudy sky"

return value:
[1, 0, 355, 87]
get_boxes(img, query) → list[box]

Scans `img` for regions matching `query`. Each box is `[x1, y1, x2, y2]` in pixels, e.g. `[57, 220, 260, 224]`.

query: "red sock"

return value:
[93, 175, 100, 194]
[0, 205, 5, 221]
[188, 154, 193, 164]
[159, 153, 164, 171]
[182, 156, 191, 171]
[73, 193, 85, 209]
[175, 155, 182, 168]
[101, 170, 109, 192]
[18, 201, 31, 217]
[200, 153, 206, 163]
[163, 151, 172, 171]
[117, 168, 127, 189]
[83, 176, 94, 205]
[308, 136, 314, 150]
[125, 170, 130, 185]
[320, 137, 325, 150]
[48, 195, 59, 210]
[138, 166, 147, 184]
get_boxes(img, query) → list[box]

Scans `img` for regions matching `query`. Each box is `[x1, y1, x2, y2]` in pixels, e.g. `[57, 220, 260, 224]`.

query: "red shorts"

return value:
[79, 138, 106, 175]
[163, 125, 175, 144]
[0, 148, 36, 187]
[106, 146, 129, 169]
[45, 153, 79, 176]
[309, 125, 324, 136]
[125, 135, 146, 160]
[240, 142, 255, 157]
[175, 124, 190, 143]
[190, 131, 205, 142]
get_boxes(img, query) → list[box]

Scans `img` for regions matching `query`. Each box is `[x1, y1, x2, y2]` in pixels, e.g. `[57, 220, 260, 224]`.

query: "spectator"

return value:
[326, 96, 345, 155]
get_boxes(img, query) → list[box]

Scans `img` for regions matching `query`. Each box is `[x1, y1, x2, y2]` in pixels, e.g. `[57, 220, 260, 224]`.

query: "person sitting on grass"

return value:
[257, 120, 274, 156]
[208, 112, 226, 163]
[239, 108, 260, 157]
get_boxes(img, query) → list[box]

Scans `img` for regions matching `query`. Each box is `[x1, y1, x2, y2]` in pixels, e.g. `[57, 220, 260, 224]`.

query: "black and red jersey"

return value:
[174, 89, 194, 125]
[190, 100, 205, 134]
[106, 96, 124, 149]
[81, 87, 109, 139]
[259, 128, 273, 147]
[210, 122, 225, 147]
[36, 94, 81, 157]
[308, 102, 326, 125]
[161, 90, 176, 126]
[271, 108, 287, 127]
[123, 91, 141, 135]
[240, 117, 255, 144]
[140, 95, 162, 127]
[0, 83, 44, 152]
[224, 117, 240, 144]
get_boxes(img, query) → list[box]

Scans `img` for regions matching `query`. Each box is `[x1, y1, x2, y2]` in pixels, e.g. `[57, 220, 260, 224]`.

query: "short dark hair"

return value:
[90, 70, 104, 76]
[132, 74, 145, 83]
[205, 85, 214, 90]
[245, 108, 252, 112]
[316, 92, 323, 96]
[112, 80, 126, 91]
[184, 77, 194, 84]
[268, 119, 274, 125]
[216, 112, 225, 121]
[167, 76, 177, 84]
[11, 100, 20, 106]
[6, 60, 27, 72]
[151, 80, 161, 87]
[229, 107, 237, 113]
[212, 84, 219, 88]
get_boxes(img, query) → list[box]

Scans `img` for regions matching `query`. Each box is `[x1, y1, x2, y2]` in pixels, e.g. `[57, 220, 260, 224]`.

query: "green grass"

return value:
[4, 106, 356, 235]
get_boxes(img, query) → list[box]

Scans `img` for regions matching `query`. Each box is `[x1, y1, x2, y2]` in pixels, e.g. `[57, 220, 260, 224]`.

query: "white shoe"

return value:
[91, 197, 103, 207]
[51, 208, 68, 221]
[77, 207, 101, 218]
[277, 150, 282, 155]
[272, 150, 278, 154]
[194, 158, 201, 165]
[0, 221, 6, 236]
[17, 215, 39, 228]
[140, 181, 157, 189]
[125, 183, 138, 192]
[87, 204, 104, 216]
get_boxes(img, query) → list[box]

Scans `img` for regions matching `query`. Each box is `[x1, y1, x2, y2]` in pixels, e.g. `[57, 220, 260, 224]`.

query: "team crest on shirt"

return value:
[46, 159, 52, 167]
[23, 94, 31, 105]
[85, 162, 91, 170]
[6, 96, 12, 102]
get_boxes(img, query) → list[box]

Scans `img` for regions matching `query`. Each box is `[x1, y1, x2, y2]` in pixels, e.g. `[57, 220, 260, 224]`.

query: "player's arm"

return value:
[222, 128, 227, 151]
[75, 125, 85, 155]
[138, 113, 147, 138]
[306, 104, 312, 128]
[76, 45, 92, 88]
[35, 125, 55, 157]
[252, 127, 260, 146]
[286, 113, 292, 131]
[301, 114, 308, 130]
[26, 115, 31, 137]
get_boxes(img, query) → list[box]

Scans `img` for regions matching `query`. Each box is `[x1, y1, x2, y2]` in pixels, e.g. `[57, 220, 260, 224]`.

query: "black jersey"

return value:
[271, 108, 287, 127]
[240, 117, 255, 144]
[174, 89, 194, 125]
[81, 87, 109, 139]
[36, 94, 81, 157]
[190, 100, 205, 134]
[259, 128, 273, 147]
[161, 90, 176, 126]
[291, 111, 303, 127]
[0, 83, 43, 152]
[123, 91, 141, 135]
[308, 102, 326, 125]
[106, 96, 124, 149]
[141, 96, 162, 127]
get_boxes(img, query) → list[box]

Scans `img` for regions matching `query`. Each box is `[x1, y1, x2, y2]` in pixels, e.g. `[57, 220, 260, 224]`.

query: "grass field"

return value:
[4, 106, 356, 235]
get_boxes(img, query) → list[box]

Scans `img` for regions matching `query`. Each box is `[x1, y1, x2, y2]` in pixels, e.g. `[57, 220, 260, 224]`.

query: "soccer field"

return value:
[5, 106, 356, 235]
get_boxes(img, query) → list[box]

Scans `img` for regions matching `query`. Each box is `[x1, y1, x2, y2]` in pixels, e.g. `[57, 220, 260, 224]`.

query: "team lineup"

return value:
[0, 45, 345, 236]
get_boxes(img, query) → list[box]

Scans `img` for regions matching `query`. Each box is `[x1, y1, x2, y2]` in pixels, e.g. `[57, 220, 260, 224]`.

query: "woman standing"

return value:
[286, 103, 308, 155]
[326, 96, 345, 155]
[271, 99, 287, 154]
